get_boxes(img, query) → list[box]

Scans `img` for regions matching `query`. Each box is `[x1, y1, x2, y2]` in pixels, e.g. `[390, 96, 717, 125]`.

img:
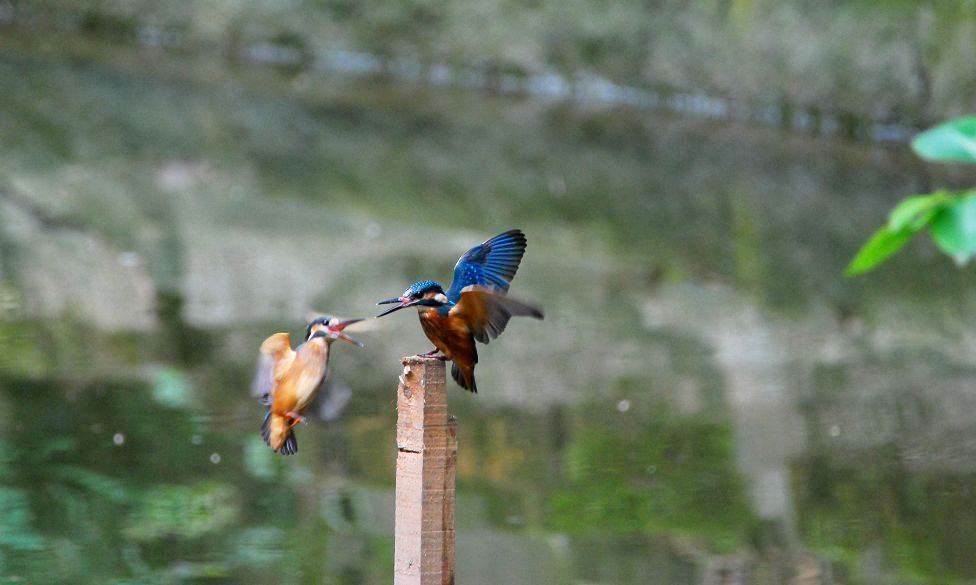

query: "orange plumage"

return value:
[254, 317, 363, 455]
[419, 308, 479, 390]
[375, 229, 543, 392]
[414, 286, 542, 392]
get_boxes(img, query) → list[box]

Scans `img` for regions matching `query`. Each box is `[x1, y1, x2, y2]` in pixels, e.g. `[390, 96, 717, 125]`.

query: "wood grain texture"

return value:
[394, 357, 457, 585]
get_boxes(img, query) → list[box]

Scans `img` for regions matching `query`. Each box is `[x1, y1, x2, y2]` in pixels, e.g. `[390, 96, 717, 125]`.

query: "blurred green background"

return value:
[3, 1, 976, 584]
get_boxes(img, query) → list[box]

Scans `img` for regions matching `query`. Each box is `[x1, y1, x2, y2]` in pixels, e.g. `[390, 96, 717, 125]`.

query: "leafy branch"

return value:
[846, 116, 976, 276]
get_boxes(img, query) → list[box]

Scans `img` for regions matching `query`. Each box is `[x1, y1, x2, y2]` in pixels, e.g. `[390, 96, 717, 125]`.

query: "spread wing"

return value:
[449, 286, 543, 344]
[446, 229, 527, 302]
[250, 332, 295, 405]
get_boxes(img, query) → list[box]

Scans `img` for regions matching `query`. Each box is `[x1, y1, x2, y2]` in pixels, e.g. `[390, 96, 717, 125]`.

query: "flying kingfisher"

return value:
[253, 316, 363, 455]
[376, 229, 543, 393]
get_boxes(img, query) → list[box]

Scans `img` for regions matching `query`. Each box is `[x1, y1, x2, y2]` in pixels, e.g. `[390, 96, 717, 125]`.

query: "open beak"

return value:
[327, 318, 365, 347]
[376, 297, 418, 318]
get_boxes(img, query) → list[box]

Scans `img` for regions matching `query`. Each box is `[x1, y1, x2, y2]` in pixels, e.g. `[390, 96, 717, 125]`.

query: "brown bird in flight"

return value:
[254, 316, 363, 455]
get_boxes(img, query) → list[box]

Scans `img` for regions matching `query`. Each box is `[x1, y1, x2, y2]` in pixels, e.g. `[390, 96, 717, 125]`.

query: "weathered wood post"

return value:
[394, 356, 457, 585]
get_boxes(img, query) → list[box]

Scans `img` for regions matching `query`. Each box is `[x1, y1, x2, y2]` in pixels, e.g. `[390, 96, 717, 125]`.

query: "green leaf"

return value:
[845, 226, 915, 276]
[846, 191, 959, 276]
[929, 193, 976, 265]
[912, 116, 976, 163]
[887, 192, 952, 232]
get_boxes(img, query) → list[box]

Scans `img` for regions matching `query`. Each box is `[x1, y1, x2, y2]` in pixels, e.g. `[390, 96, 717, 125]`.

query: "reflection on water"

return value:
[2, 37, 976, 584]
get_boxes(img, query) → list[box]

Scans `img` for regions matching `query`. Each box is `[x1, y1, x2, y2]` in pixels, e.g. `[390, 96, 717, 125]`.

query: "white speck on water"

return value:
[829, 425, 841, 437]
[113, 433, 125, 446]
[366, 221, 383, 239]
[118, 251, 140, 268]
[617, 399, 631, 413]
[191, 434, 203, 445]
[210, 453, 221, 464]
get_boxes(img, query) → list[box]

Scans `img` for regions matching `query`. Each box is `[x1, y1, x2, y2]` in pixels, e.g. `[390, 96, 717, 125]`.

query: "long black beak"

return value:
[327, 318, 365, 347]
[376, 297, 416, 318]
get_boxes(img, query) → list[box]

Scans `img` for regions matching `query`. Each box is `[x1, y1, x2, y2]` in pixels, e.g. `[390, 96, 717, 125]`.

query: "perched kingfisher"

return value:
[376, 229, 543, 393]
[253, 316, 363, 455]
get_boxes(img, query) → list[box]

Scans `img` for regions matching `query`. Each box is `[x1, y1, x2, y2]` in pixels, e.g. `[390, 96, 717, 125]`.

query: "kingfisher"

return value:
[376, 229, 543, 393]
[253, 316, 363, 455]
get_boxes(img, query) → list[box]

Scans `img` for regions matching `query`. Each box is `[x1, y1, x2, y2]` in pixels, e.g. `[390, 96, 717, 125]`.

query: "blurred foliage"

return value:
[0, 321, 46, 377]
[794, 452, 976, 581]
[0, 366, 397, 584]
[547, 402, 754, 552]
[6, 0, 976, 123]
[149, 367, 191, 408]
[848, 117, 976, 275]
[7, 39, 974, 321]
[124, 482, 238, 541]
[0, 486, 46, 553]
[0, 313, 754, 582]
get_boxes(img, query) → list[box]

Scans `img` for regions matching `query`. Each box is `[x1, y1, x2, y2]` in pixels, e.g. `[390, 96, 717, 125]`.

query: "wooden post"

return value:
[394, 356, 457, 585]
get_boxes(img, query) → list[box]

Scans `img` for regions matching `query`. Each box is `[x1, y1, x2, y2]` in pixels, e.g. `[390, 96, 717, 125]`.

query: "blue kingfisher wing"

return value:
[449, 286, 543, 344]
[446, 229, 527, 302]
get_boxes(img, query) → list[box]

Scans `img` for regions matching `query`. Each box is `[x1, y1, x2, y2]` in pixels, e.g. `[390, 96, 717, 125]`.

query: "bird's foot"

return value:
[285, 412, 305, 425]
[418, 349, 448, 361]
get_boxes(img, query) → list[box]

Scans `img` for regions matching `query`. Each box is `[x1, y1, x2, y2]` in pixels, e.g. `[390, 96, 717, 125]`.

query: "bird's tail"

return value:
[261, 411, 298, 455]
[451, 362, 478, 393]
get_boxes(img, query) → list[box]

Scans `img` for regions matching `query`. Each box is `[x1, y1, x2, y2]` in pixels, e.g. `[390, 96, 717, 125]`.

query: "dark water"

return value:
[2, 37, 976, 585]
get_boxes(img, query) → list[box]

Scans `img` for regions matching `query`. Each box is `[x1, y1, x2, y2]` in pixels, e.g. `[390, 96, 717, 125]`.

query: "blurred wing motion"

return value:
[450, 286, 544, 344]
[311, 375, 353, 422]
[446, 229, 527, 302]
[250, 332, 295, 405]
[442, 285, 543, 392]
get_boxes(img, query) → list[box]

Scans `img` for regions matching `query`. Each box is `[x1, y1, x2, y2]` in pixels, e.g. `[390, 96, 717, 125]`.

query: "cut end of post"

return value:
[401, 355, 447, 366]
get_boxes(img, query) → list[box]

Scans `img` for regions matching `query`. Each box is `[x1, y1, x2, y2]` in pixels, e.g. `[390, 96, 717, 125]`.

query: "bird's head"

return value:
[305, 315, 365, 347]
[376, 280, 450, 317]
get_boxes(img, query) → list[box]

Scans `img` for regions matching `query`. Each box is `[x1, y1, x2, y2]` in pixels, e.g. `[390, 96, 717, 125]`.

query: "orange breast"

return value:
[419, 311, 475, 365]
[270, 342, 329, 416]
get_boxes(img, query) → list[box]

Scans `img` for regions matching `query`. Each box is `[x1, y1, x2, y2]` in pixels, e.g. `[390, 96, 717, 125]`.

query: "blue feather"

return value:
[446, 229, 528, 302]
[406, 280, 443, 297]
